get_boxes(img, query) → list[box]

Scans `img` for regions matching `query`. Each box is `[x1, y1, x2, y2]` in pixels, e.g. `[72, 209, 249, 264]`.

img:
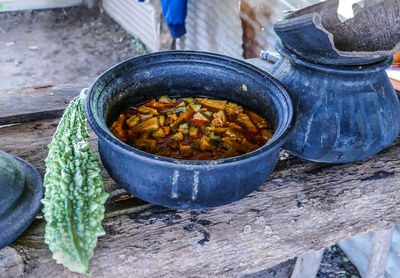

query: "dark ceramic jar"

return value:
[271, 42, 400, 163]
[86, 51, 294, 209]
[0, 150, 43, 248]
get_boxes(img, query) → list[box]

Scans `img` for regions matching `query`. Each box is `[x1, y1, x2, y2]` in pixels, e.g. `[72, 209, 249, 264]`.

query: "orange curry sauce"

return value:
[109, 96, 274, 160]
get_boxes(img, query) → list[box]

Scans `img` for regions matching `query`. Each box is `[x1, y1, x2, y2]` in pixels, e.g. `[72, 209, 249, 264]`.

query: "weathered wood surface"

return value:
[1, 85, 400, 277]
[0, 83, 87, 125]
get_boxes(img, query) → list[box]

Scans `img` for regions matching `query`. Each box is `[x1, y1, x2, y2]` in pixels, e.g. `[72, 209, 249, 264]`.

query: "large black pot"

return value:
[86, 51, 293, 209]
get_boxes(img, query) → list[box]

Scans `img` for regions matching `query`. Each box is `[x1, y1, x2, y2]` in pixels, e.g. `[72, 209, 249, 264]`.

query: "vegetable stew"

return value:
[109, 96, 274, 160]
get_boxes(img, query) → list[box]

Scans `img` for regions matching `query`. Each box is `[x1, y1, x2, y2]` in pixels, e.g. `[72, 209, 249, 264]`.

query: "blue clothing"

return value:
[160, 0, 187, 38]
[137, 0, 187, 38]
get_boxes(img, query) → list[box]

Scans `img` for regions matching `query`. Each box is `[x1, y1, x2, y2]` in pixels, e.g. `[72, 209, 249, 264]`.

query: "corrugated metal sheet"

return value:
[241, 0, 276, 58]
[0, 0, 82, 12]
[176, 0, 322, 58]
[176, 0, 244, 58]
[240, 0, 323, 57]
[102, 0, 161, 52]
[101, 0, 323, 57]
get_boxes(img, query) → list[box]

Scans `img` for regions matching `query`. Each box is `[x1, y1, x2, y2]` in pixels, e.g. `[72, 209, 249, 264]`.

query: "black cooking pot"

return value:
[86, 51, 293, 209]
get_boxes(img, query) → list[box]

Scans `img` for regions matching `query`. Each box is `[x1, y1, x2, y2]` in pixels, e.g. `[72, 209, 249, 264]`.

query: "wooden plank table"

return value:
[1, 83, 400, 277]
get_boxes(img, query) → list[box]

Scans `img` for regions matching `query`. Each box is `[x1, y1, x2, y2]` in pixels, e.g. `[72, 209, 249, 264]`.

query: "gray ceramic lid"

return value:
[0, 150, 43, 249]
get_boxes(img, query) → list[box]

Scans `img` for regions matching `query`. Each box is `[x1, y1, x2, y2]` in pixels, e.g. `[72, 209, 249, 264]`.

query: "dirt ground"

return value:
[0, 6, 146, 90]
[0, 6, 361, 278]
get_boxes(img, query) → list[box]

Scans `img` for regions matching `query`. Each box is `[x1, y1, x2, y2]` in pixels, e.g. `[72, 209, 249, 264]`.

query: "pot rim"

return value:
[276, 40, 394, 74]
[86, 50, 295, 166]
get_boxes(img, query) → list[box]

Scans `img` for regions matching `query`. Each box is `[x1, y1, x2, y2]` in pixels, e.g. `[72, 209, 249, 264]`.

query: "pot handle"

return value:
[260, 50, 281, 63]
[245, 51, 281, 74]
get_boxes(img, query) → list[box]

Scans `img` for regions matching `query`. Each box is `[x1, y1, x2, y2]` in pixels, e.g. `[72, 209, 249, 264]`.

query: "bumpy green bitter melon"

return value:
[41, 89, 108, 274]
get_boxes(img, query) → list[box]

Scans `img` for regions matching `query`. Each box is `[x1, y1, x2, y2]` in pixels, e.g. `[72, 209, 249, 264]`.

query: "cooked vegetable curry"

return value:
[110, 96, 274, 160]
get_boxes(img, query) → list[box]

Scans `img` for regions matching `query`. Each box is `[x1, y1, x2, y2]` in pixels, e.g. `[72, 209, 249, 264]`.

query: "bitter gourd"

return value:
[41, 89, 108, 274]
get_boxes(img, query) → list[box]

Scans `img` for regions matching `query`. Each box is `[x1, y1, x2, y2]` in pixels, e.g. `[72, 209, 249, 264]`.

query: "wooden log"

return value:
[0, 247, 24, 277]
[1, 84, 400, 277]
[1, 116, 400, 277]
[366, 227, 394, 278]
[0, 83, 87, 125]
